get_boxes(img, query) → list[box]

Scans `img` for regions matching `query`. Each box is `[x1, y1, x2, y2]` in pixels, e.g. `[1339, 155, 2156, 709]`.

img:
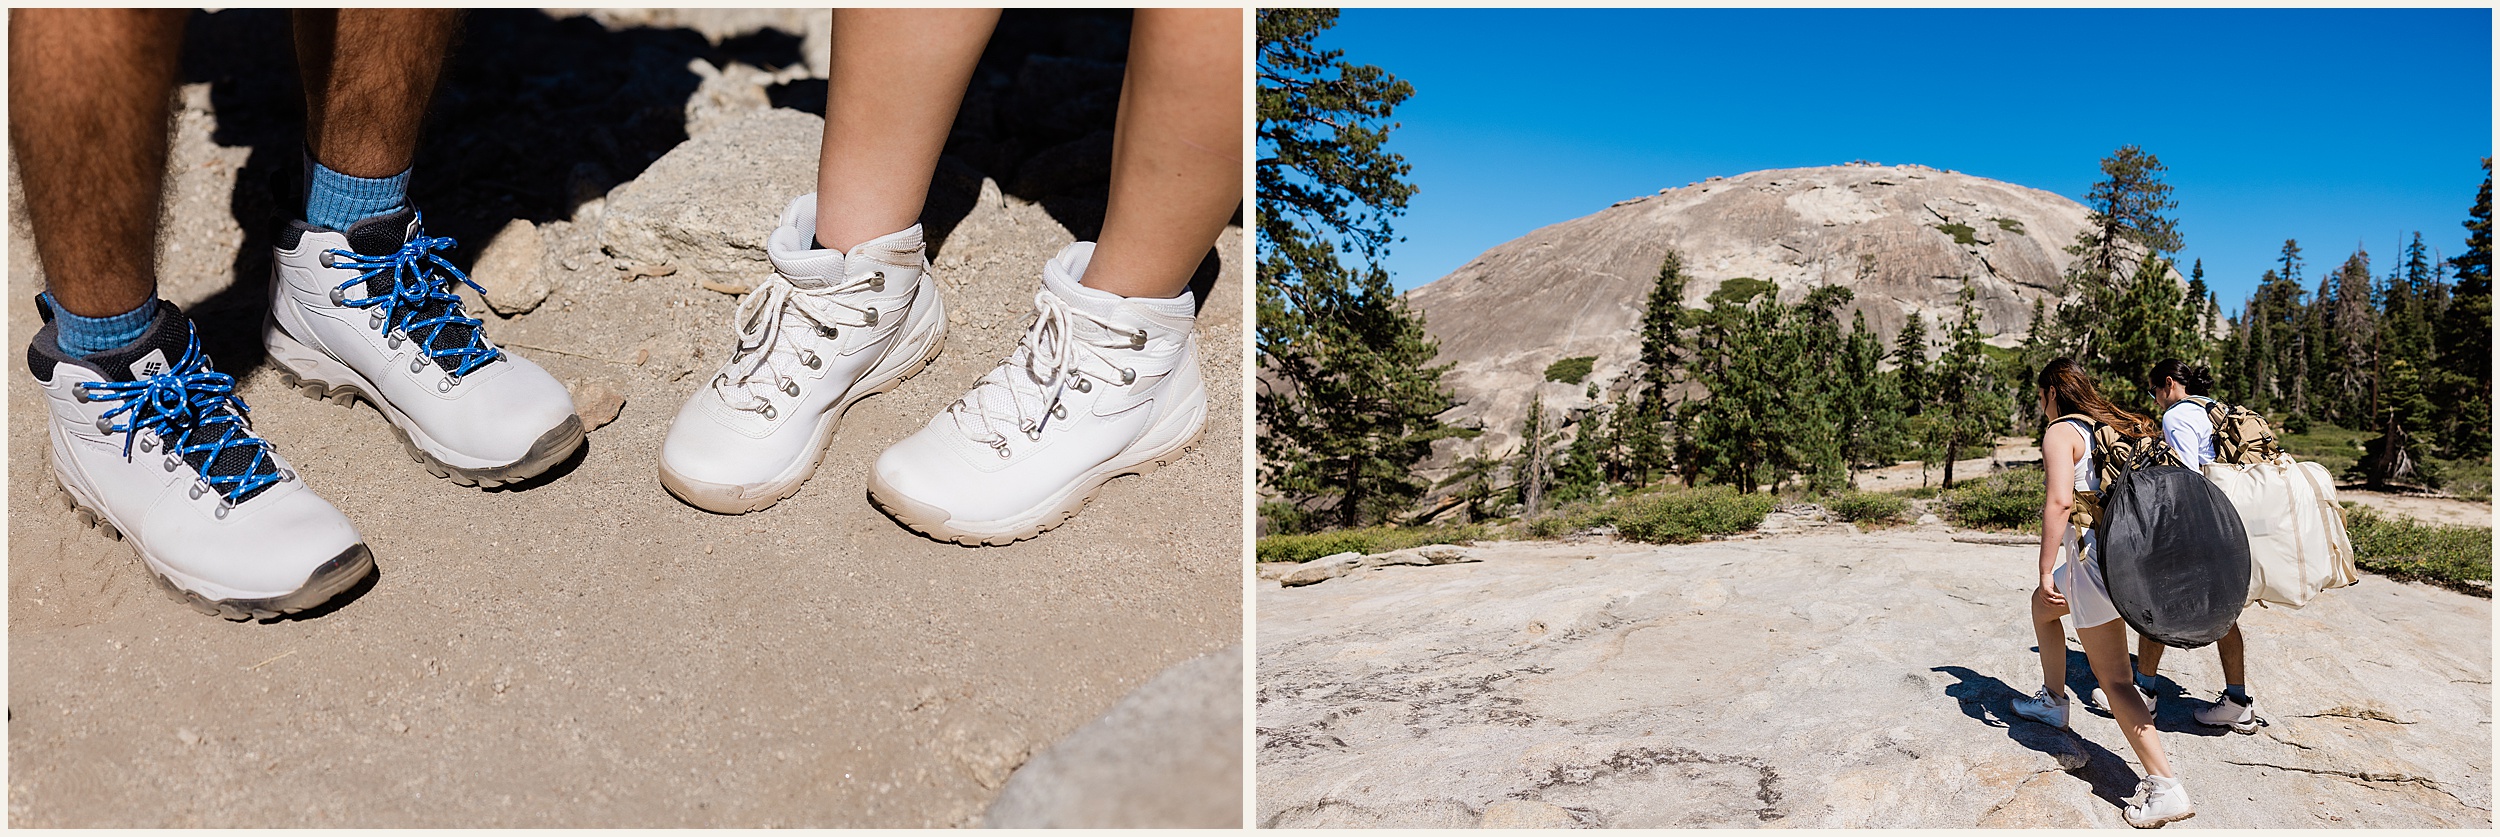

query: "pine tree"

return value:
[2327, 249, 2379, 426]
[1256, 10, 1455, 529]
[1926, 281, 2013, 488]
[2436, 158, 2492, 457]
[1552, 403, 1608, 505]
[1893, 311, 1931, 415]
[2059, 146, 2183, 364]
[1514, 392, 1554, 517]
[1615, 251, 1692, 486]
[1839, 310, 1908, 473]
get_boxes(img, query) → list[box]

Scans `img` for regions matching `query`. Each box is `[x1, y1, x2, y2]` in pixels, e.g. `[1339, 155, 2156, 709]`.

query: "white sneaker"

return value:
[2122, 775, 2194, 828]
[29, 300, 371, 619]
[265, 209, 582, 486]
[658, 195, 947, 513]
[2010, 687, 2071, 729]
[2194, 693, 2257, 732]
[868, 242, 1206, 545]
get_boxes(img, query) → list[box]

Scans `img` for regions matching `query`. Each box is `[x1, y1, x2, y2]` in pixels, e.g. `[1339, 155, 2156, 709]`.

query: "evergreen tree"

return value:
[1617, 251, 1692, 486]
[1925, 281, 2013, 488]
[2328, 249, 2379, 426]
[1256, 9, 1455, 529]
[1893, 311, 1931, 415]
[1838, 310, 1908, 472]
[2058, 146, 2183, 364]
[1552, 404, 1608, 505]
[2436, 158, 2492, 457]
[1514, 392, 1554, 517]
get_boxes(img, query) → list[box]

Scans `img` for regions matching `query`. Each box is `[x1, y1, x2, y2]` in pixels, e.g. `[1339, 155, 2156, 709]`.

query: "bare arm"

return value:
[2039, 423, 2078, 580]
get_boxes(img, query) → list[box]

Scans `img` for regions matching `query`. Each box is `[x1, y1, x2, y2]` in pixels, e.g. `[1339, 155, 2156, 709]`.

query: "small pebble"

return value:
[176, 728, 201, 746]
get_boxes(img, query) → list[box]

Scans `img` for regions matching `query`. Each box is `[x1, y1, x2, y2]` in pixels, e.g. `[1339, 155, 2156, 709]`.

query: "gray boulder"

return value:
[984, 644, 1243, 828]
[598, 108, 824, 288]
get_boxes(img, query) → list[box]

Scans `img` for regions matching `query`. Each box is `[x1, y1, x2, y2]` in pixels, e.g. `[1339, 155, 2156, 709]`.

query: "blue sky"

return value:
[1318, 8, 2492, 313]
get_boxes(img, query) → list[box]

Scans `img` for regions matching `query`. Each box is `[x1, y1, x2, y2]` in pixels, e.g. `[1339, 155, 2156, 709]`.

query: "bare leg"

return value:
[1083, 8, 1242, 299]
[2217, 623, 2245, 686]
[2081, 619, 2173, 778]
[2135, 632, 2165, 680]
[814, 9, 998, 251]
[295, 9, 461, 178]
[2030, 586, 2068, 696]
[9, 9, 185, 317]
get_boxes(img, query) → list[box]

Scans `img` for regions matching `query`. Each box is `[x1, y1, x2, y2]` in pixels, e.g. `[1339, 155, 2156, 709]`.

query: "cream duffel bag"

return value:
[2201, 455, 2359, 608]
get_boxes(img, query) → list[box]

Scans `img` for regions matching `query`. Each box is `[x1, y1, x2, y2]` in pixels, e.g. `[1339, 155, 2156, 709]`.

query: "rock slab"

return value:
[984, 644, 1244, 828]
[1258, 534, 2491, 828]
[598, 108, 824, 288]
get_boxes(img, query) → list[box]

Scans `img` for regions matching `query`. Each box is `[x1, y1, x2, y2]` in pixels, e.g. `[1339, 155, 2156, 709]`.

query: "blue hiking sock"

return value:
[42, 291, 157, 357]
[2134, 671, 2160, 693]
[2223, 684, 2249, 704]
[303, 157, 411, 231]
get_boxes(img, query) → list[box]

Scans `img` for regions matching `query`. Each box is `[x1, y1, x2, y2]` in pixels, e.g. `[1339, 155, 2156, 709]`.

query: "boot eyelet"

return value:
[438, 376, 457, 393]
[1052, 404, 1067, 420]
[714, 374, 729, 388]
[369, 312, 387, 330]
[329, 287, 347, 306]
[863, 307, 879, 327]
[94, 417, 113, 433]
[868, 271, 885, 292]
[163, 455, 181, 472]
[817, 325, 839, 340]
[1074, 378, 1091, 393]
[189, 482, 207, 500]
[996, 446, 1012, 459]
[281, 468, 297, 483]
[139, 437, 156, 453]
[1119, 368, 1136, 385]
[72, 387, 92, 403]
[214, 499, 234, 519]
[410, 356, 428, 374]
[319, 252, 337, 269]
[387, 334, 404, 350]
[801, 351, 822, 370]
[781, 380, 800, 397]
[760, 404, 778, 420]
[1130, 329, 1148, 349]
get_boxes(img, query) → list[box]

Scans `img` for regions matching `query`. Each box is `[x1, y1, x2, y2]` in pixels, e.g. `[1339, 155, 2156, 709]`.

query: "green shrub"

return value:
[2276, 421, 2366, 476]
[1827, 490, 1911, 524]
[1934, 222, 1979, 246]
[1991, 217, 2026, 235]
[1610, 486, 1777, 544]
[1941, 467, 2046, 533]
[1544, 355, 1597, 385]
[2343, 504, 2492, 595]
[1522, 501, 1611, 540]
[1254, 523, 1489, 564]
[1707, 277, 1776, 306]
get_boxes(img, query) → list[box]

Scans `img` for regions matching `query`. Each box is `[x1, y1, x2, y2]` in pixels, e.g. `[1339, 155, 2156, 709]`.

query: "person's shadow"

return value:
[1931, 660, 2142, 811]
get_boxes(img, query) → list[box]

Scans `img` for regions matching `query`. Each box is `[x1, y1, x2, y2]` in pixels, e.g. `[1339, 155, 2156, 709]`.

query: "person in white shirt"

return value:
[2132, 359, 2259, 732]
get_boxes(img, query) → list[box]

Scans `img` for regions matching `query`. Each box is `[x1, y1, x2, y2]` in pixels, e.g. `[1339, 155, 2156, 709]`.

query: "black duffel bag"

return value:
[2058, 415, 2253, 649]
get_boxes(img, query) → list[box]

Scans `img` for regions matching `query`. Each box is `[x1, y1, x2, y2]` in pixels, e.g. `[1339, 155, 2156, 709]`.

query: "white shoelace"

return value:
[948, 290, 1152, 457]
[713, 271, 886, 417]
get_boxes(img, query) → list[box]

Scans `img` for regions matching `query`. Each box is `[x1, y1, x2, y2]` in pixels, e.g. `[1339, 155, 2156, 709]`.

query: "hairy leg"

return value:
[2081, 618, 2173, 778]
[10, 9, 186, 317]
[2031, 586, 2068, 696]
[1084, 8, 1242, 299]
[814, 8, 998, 251]
[2218, 623, 2245, 686]
[2135, 632, 2165, 680]
[295, 8, 461, 177]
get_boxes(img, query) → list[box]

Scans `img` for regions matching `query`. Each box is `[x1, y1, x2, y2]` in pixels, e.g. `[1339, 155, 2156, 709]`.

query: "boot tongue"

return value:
[77, 301, 197, 383]
[345, 208, 419, 257]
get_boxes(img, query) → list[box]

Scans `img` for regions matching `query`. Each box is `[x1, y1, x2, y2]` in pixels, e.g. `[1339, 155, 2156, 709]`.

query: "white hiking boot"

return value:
[2123, 775, 2194, 828]
[265, 209, 583, 487]
[868, 242, 1206, 545]
[659, 195, 947, 513]
[29, 300, 372, 619]
[2010, 687, 2071, 729]
[2194, 692, 2258, 733]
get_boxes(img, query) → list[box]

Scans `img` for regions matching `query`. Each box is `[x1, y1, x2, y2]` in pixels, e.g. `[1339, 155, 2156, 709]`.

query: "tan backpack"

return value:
[2184, 395, 2282, 465]
[2051, 413, 2183, 530]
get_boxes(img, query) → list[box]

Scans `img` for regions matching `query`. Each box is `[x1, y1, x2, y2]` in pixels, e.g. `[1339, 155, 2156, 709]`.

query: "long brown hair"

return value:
[2037, 358, 2157, 438]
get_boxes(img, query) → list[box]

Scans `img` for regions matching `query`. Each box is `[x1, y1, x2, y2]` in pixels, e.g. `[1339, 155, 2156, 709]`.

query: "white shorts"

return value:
[2056, 527, 2121, 629]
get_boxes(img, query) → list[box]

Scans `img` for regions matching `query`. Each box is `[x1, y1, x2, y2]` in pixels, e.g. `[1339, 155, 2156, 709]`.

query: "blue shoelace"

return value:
[79, 331, 283, 505]
[326, 216, 501, 378]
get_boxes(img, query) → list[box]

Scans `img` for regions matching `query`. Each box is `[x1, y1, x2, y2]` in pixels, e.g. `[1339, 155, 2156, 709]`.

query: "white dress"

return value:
[2053, 419, 2121, 629]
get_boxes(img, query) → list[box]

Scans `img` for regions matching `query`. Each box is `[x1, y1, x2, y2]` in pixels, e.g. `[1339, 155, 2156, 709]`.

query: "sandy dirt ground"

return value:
[1258, 531, 2490, 828]
[7, 10, 1241, 828]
